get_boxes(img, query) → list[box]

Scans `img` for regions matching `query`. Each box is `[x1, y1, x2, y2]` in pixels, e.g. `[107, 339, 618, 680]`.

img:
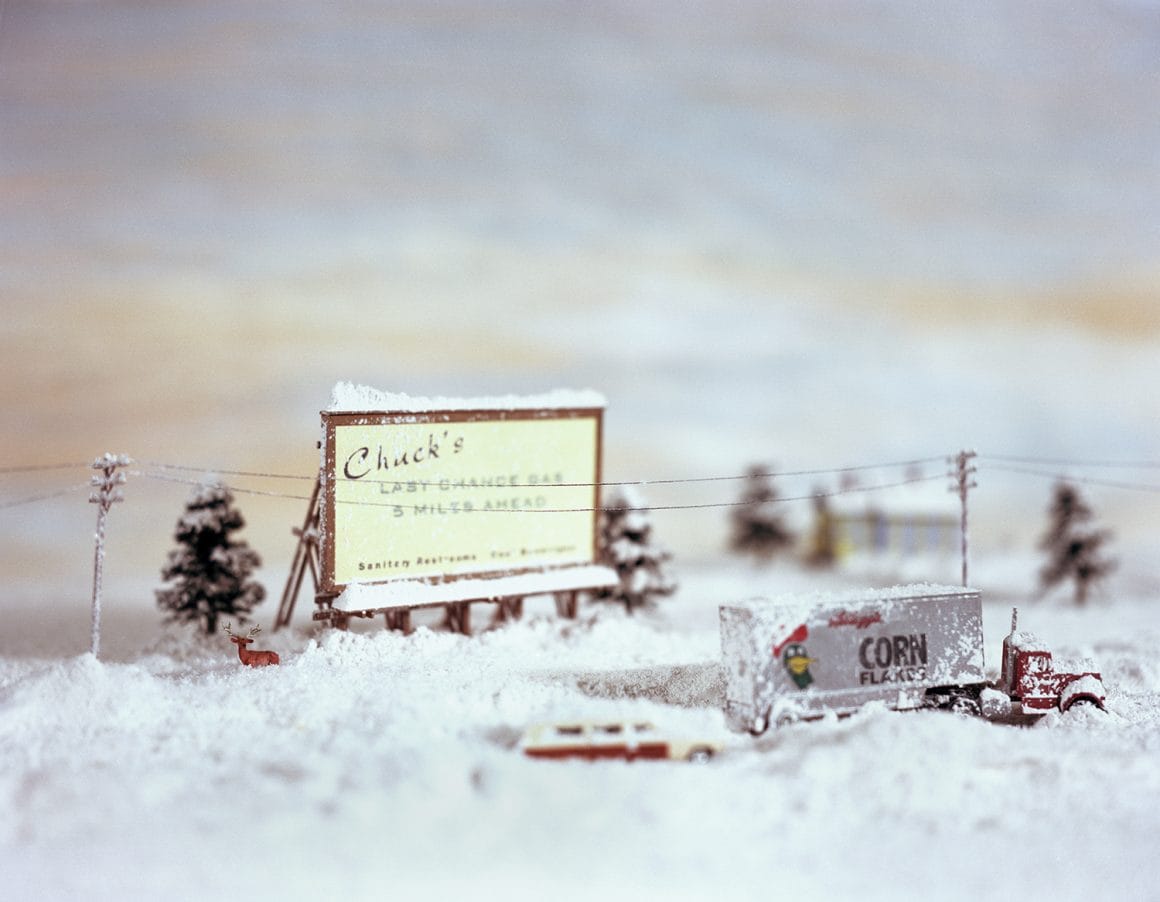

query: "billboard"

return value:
[319, 406, 604, 593]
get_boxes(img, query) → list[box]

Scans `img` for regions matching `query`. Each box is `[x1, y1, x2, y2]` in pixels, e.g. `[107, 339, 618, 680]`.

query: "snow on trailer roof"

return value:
[328, 381, 607, 413]
[725, 583, 977, 614]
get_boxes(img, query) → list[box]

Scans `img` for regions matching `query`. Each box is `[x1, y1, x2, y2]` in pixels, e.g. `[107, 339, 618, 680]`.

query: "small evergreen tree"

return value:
[594, 485, 676, 613]
[1038, 480, 1116, 605]
[156, 482, 266, 634]
[729, 464, 795, 562]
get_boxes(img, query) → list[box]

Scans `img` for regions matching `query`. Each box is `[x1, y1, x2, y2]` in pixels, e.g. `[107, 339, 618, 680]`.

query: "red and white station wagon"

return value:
[520, 721, 722, 762]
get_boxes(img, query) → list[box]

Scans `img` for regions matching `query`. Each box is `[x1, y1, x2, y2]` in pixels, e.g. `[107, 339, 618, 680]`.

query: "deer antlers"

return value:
[222, 622, 261, 639]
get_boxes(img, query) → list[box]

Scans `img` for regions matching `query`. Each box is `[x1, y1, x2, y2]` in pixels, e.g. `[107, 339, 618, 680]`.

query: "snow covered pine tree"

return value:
[156, 482, 266, 634]
[593, 485, 676, 613]
[729, 464, 795, 563]
[1038, 479, 1116, 605]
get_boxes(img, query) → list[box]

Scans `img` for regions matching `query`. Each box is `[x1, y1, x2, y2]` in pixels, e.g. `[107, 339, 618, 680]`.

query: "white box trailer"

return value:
[720, 585, 986, 734]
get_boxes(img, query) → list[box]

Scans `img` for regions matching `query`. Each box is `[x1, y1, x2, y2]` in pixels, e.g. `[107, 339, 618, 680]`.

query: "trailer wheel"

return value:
[687, 747, 715, 764]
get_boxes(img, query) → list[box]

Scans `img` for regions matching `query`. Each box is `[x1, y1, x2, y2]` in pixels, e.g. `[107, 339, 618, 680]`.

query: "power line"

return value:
[470, 473, 949, 513]
[134, 469, 318, 503]
[982, 463, 1160, 494]
[135, 468, 948, 513]
[0, 483, 91, 509]
[136, 454, 947, 490]
[140, 461, 316, 481]
[979, 453, 1160, 470]
[554, 455, 946, 487]
[6, 452, 1159, 485]
[11, 452, 1160, 513]
[0, 462, 92, 475]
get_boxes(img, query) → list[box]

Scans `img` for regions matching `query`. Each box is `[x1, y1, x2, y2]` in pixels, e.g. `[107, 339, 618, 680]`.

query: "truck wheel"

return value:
[748, 711, 770, 737]
[949, 696, 980, 716]
[1060, 675, 1106, 713]
[1062, 697, 1102, 714]
[687, 747, 714, 764]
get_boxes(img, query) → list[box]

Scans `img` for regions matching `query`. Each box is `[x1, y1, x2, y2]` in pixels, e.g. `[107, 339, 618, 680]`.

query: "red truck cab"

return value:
[997, 610, 1105, 714]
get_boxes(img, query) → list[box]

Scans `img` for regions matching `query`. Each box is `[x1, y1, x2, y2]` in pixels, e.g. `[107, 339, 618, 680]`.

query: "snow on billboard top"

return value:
[328, 381, 606, 413]
[319, 385, 605, 593]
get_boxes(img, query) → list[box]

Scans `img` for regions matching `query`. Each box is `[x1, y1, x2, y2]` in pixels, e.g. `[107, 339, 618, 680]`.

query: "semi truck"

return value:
[719, 585, 1104, 734]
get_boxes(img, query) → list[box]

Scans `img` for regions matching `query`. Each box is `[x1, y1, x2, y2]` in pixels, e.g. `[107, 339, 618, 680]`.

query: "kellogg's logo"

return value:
[828, 610, 883, 629]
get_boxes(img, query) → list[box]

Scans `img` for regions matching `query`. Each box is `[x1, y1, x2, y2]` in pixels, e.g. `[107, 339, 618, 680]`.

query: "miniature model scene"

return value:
[4, 5, 1160, 900]
[2, 381, 1157, 902]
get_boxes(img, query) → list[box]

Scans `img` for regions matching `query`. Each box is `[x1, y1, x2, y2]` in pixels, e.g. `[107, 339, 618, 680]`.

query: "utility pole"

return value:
[90, 453, 130, 658]
[949, 450, 977, 587]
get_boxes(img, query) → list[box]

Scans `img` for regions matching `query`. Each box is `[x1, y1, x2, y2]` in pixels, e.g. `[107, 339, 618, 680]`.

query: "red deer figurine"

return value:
[224, 623, 280, 667]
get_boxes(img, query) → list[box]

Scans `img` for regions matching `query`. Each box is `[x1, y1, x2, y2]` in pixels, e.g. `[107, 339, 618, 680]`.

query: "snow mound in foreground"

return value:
[0, 597, 1157, 901]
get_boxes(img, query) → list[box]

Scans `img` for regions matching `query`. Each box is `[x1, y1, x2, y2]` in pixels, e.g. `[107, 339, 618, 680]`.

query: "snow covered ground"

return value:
[2, 2, 1159, 899]
[1, 559, 1157, 902]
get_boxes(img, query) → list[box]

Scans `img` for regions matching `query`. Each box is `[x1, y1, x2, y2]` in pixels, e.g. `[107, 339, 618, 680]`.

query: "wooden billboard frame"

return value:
[273, 404, 616, 633]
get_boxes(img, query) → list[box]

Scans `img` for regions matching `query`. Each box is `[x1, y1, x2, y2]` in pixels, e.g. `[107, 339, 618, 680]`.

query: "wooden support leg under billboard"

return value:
[275, 477, 322, 631]
[444, 602, 471, 635]
[384, 608, 412, 633]
[493, 597, 525, 625]
[554, 590, 579, 619]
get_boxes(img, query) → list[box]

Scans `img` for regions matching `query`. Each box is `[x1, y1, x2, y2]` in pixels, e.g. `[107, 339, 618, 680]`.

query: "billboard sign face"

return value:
[320, 407, 604, 593]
